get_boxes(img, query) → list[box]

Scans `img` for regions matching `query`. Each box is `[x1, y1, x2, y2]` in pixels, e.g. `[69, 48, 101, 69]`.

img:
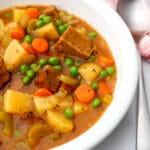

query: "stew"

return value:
[0, 5, 117, 150]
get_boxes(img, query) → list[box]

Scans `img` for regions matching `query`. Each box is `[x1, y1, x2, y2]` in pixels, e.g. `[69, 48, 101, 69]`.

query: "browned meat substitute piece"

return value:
[0, 57, 10, 88]
[55, 26, 93, 59]
[34, 65, 60, 92]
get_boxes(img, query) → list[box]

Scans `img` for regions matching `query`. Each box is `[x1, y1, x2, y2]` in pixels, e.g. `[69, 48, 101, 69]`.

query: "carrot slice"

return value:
[10, 26, 25, 40]
[98, 82, 111, 96]
[22, 42, 35, 54]
[32, 38, 49, 54]
[75, 84, 95, 104]
[99, 56, 114, 68]
[26, 8, 40, 19]
[34, 88, 52, 97]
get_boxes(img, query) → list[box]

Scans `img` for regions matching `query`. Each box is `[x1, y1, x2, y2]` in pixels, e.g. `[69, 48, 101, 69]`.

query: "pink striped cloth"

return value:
[104, 0, 150, 60]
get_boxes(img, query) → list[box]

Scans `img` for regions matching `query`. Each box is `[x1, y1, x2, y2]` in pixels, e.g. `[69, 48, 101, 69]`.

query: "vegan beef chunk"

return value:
[0, 57, 10, 88]
[34, 65, 60, 92]
[55, 26, 93, 59]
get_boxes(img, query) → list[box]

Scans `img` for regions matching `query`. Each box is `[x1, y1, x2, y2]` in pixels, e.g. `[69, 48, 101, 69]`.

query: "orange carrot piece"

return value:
[26, 8, 40, 19]
[34, 88, 52, 97]
[75, 84, 95, 104]
[10, 26, 25, 40]
[22, 42, 35, 54]
[99, 56, 114, 68]
[32, 38, 49, 54]
[98, 82, 111, 96]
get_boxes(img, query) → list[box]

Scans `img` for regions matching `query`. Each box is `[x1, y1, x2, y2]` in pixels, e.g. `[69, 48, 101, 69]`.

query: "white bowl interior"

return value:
[0, 0, 138, 150]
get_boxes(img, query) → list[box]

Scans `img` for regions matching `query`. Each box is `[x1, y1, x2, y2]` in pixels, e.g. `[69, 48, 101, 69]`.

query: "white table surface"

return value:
[93, 60, 150, 150]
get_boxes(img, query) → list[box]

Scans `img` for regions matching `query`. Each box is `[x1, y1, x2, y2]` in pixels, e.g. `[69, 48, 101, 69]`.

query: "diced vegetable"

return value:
[3, 39, 36, 72]
[100, 70, 108, 79]
[20, 64, 30, 73]
[34, 88, 52, 97]
[1, 32, 12, 47]
[87, 54, 96, 62]
[10, 26, 25, 40]
[98, 82, 111, 96]
[64, 57, 74, 66]
[33, 96, 54, 115]
[99, 56, 114, 68]
[33, 88, 67, 115]
[36, 20, 45, 28]
[91, 82, 99, 90]
[106, 66, 115, 75]
[53, 65, 62, 71]
[79, 62, 102, 84]
[88, 32, 97, 39]
[27, 123, 50, 146]
[22, 42, 35, 54]
[32, 38, 49, 54]
[0, 110, 13, 136]
[13, 8, 26, 23]
[56, 95, 73, 110]
[3, 90, 33, 114]
[59, 74, 79, 86]
[33, 22, 59, 40]
[102, 94, 113, 104]
[75, 84, 95, 104]
[0, 19, 4, 41]
[73, 101, 89, 115]
[4, 21, 18, 32]
[26, 8, 40, 19]
[22, 76, 32, 85]
[38, 58, 48, 66]
[46, 110, 73, 133]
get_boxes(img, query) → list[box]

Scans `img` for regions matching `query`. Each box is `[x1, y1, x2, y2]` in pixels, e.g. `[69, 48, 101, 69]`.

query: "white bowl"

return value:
[0, 0, 138, 149]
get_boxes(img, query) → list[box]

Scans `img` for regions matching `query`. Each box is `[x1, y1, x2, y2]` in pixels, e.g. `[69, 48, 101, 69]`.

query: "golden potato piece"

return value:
[3, 39, 35, 72]
[3, 90, 33, 114]
[79, 62, 102, 84]
[33, 22, 59, 40]
[0, 110, 13, 136]
[73, 101, 89, 115]
[13, 8, 26, 23]
[46, 111, 73, 133]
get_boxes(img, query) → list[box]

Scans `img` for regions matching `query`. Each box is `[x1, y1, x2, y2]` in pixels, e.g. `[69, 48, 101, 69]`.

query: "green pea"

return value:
[65, 57, 74, 66]
[106, 67, 115, 75]
[55, 19, 63, 27]
[43, 16, 52, 24]
[20, 64, 30, 73]
[63, 23, 70, 28]
[58, 25, 66, 34]
[100, 70, 108, 78]
[33, 65, 41, 73]
[4, 12, 11, 18]
[24, 35, 33, 43]
[88, 55, 96, 61]
[26, 70, 35, 79]
[30, 63, 37, 70]
[92, 98, 101, 108]
[64, 108, 74, 118]
[36, 20, 45, 28]
[39, 14, 46, 20]
[53, 65, 62, 71]
[89, 32, 97, 39]
[22, 76, 31, 85]
[38, 58, 48, 66]
[69, 66, 79, 76]
[91, 82, 99, 90]
[48, 57, 60, 66]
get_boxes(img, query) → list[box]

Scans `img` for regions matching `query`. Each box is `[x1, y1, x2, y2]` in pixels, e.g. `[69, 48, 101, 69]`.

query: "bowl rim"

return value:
[0, 0, 138, 150]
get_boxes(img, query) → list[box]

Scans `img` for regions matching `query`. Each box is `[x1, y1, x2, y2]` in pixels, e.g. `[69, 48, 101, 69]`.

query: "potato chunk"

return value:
[46, 111, 73, 133]
[0, 110, 13, 136]
[79, 62, 102, 84]
[3, 90, 33, 114]
[13, 8, 26, 23]
[73, 101, 89, 115]
[27, 123, 51, 146]
[3, 39, 35, 72]
[33, 22, 59, 40]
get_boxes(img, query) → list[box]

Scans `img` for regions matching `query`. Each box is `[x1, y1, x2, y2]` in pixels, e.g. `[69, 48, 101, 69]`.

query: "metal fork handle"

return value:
[136, 53, 150, 150]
